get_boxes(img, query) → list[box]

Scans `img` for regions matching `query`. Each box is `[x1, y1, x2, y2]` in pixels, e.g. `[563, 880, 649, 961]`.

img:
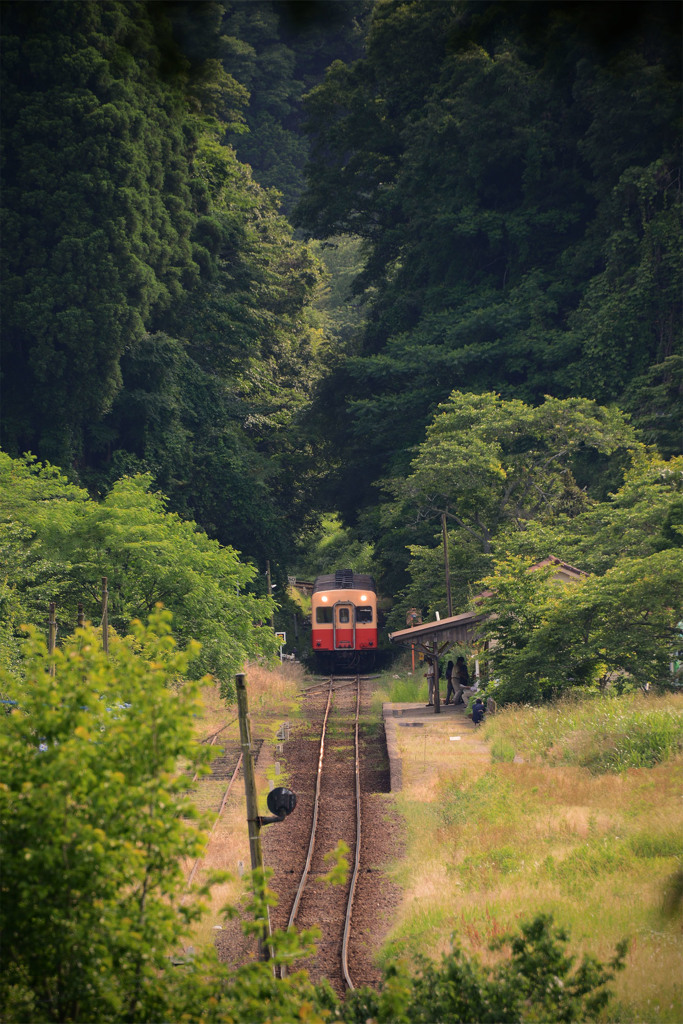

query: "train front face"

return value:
[311, 571, 377, 665]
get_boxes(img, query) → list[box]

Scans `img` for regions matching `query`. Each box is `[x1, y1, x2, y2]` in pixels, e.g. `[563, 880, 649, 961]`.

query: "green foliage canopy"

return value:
[0, 453, 277, 691]
[1, 2, 200, 464]
[478, 548, 683, 703]
[0, 611, 214, 1022]
[381, 391, 636, 624]
[0, 1, 326, 566]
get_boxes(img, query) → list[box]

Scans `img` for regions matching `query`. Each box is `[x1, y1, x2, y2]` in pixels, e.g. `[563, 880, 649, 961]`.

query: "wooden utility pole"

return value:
[48, 602, 56, 676]
[441, 513, 453, 618]
[101, 577, 109, 653]
[77, 604, 85, 629]
[235, 673, 272, 960]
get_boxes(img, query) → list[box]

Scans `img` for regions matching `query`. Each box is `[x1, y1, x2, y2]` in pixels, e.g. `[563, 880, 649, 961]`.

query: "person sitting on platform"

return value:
[450, 656, 470, 705]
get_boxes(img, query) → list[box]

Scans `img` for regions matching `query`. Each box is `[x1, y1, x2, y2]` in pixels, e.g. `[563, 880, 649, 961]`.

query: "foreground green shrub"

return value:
[339, 915, 627, 1024]
[0, 611, 215, 1022]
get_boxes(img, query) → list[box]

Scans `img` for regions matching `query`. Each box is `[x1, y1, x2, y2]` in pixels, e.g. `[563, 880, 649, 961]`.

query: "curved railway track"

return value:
[278, 675, 363, 992]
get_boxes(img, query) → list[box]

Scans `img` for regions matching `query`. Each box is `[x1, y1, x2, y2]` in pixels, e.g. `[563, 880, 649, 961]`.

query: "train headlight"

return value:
[321, 595, 328, 603]
[361, 594, 367, 601]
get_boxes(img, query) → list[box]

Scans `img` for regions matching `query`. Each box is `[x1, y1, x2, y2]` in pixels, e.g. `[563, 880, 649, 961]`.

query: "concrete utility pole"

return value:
[235, 673, 272, 960]
[266, 560, 275, 629]
[441, 512, 453, 618]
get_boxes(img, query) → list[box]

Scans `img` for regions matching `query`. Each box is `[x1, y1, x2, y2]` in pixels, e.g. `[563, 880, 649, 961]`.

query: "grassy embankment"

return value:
[373, 666, 683, 1024]
[183, 660, 305, 951]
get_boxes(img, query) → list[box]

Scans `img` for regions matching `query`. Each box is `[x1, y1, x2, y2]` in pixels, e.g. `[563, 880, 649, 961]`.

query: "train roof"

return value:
[313, 570, 376, 594]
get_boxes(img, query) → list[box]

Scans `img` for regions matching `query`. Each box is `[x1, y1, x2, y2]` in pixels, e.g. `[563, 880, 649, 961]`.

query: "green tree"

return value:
[293, 512, 375, 580]
[295, 0, 681, 520]
[95, 128, 323, 561]
[468, 452, 683, 702]
[381, 391, 636, 624]
[1, 2, 203, 465]
[1, 2, 324, 568]
[507, 451, 683, 576]
[221, 0, 369, 214]
[0, 453, 277, 693]
[479, 549, 683, 702]
[0, 611, 215, 1022]
[0, 616, 326, 1024]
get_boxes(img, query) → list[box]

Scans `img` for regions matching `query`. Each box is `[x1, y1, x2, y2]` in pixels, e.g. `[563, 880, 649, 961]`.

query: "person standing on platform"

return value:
[444, 660, 455, 704]
[451, 655, 470, 705]
[425, 659, 435, 706]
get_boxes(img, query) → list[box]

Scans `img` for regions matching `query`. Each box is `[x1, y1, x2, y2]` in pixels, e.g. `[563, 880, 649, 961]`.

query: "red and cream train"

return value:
[311, 570, 377, 668]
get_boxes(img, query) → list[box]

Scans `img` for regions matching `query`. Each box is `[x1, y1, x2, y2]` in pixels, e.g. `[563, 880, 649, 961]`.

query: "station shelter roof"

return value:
[388, 608, 484, 660]
[388, 556, 586, 661]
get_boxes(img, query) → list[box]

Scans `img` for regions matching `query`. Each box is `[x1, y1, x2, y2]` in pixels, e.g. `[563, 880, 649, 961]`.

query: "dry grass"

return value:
[381, 682, 683, 1022]
[238, 658, 305, 712]
[179, 660, 304, 951]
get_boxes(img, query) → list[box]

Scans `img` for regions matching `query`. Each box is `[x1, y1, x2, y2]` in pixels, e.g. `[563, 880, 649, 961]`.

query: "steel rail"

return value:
[184, 752, 243, 891]
[341, 674, 361, 990]
[285, 678, 334, 935]
[283, 675, 363, 989]
[192, 719, 238, 784]
[201, 716, 238, 745]
[302, 677, 358, 695]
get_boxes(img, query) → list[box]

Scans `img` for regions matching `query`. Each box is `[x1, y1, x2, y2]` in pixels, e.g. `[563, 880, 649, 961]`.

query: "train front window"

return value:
[316, 607, 333, 624]
[356, 606, 373, 624]
[338, 607, 350, 623]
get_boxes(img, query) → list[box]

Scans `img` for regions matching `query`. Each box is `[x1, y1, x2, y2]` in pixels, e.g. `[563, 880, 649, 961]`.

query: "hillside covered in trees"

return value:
[1, 0, 681, 646]
[1, 5, 682, 1021]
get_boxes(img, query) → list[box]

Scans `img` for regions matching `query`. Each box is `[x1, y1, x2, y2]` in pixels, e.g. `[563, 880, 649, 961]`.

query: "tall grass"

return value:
[483, 692, 683, 772]
[386, 691, 683, 1022]
[370, 668, 427, 711]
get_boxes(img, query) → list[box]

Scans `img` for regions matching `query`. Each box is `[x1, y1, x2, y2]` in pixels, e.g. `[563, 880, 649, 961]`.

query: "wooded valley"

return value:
[1, 0, 681, 671]
[1, 5, 682, 1021]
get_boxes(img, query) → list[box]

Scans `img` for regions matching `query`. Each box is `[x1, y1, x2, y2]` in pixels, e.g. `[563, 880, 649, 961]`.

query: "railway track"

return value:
[183, 731, 256, 892]
[277, 675, 363, 992]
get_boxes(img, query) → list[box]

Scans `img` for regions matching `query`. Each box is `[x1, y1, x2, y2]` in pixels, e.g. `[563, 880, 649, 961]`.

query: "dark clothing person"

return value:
[472, 698, 485, 725]
[444, 660, 455, 704]
[456, 656, 470, 688]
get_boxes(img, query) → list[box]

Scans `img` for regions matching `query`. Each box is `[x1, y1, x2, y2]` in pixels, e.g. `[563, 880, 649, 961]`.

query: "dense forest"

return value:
[1, 0, 681, 644]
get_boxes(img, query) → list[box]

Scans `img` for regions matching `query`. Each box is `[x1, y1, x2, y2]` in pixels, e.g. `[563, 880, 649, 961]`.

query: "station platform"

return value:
[382, 700, 481, 792]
